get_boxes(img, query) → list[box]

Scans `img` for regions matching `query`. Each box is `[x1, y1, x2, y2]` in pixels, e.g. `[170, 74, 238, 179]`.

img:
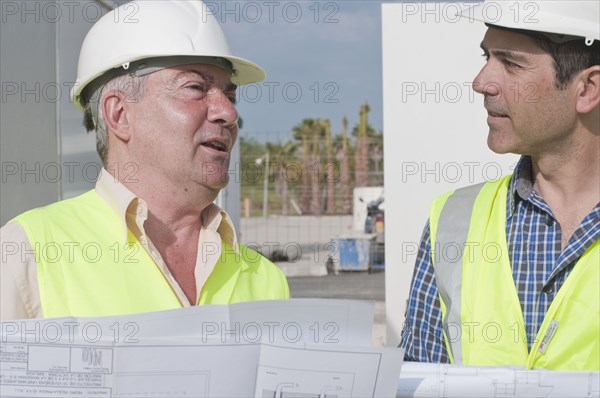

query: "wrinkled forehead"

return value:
[481, 26, 549, 56]
[85, 58, 237, 130]
[152, 63, 238, 91]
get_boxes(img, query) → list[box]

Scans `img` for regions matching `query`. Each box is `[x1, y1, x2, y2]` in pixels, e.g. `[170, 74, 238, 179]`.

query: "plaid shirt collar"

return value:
[507, 155, 534, 218]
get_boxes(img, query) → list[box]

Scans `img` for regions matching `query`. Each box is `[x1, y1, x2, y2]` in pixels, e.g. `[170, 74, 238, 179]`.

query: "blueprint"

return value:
[1, 341, 115, 397]
[255, 344, 404, 397]
[0, 338, 402, 397]
[397, 362, 600, 398]
[0, 299, 401, 397]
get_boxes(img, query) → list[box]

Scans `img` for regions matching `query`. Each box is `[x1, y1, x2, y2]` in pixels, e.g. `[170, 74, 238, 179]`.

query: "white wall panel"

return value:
[382, 2, 518, 346]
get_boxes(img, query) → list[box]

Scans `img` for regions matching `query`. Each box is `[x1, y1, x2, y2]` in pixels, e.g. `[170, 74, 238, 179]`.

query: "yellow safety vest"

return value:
[13, 190, 289, 318]
[429, 176, 599, 370]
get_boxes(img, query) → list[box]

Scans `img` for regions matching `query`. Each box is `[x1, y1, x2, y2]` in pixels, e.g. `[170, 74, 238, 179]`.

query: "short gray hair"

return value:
[83, 74, 147, 164]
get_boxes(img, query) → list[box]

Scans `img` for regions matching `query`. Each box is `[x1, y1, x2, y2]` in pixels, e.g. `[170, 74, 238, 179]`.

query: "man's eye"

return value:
[227, 95, 237, 105]
[187, 84, 206, 91]
[481, 52, 489, 61]
[502, 59, 519, 68]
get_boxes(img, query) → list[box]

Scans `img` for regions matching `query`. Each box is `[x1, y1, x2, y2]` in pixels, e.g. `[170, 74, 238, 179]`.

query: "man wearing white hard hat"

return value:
[400, 1, 599, 370]
[0, 0, 289, 319]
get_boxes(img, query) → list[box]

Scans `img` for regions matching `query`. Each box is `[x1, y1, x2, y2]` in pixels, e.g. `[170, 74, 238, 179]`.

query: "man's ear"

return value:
[576, 65, 600, 114]
[102, 91, 131, 142]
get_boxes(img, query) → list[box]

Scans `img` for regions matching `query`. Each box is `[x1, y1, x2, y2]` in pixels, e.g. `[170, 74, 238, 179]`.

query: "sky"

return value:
[212, 1, 384, 140]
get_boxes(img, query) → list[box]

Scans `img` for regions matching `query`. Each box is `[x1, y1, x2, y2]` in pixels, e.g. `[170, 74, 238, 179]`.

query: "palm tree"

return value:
[335, 116, 352, 214]
[369, 130, 384, 186]
[309, 119, 325, 215]
[354, 102, 370, 187]
[292, 119, 315, 213]
[266, 140, 297, 215]
[323, 119, 336, 215]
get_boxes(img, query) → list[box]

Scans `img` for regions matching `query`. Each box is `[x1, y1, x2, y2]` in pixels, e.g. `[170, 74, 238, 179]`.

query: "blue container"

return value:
[369, 240, 385, 270]
[331, 238, 371, 271]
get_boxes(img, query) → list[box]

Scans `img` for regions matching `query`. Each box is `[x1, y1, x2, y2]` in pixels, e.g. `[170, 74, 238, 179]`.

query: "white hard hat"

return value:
[460, 1, 599, 46]
[71, 0, 266, 110]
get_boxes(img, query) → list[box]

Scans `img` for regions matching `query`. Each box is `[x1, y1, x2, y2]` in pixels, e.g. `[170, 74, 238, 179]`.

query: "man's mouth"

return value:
[202, 140, 229, 152]
[487, 110, 509, 118]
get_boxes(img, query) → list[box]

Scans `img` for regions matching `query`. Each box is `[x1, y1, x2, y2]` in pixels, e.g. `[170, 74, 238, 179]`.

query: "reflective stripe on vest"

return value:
[430, 177, 599, 370]
[433, 182, 485, 365]
[13, 189, 289, 318]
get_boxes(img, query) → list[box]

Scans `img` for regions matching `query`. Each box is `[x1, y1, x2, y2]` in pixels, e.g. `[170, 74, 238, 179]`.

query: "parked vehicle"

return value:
[365, 196, 384, 234]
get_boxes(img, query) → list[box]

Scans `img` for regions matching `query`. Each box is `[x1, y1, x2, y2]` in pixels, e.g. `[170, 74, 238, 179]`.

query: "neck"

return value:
[530, 134, 599, 204]
[104, 161, 217, 234]
[529, 131, 599, 249]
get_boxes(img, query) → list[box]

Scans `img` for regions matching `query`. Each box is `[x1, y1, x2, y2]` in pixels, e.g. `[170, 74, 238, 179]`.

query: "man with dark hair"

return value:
[400, 1, 599, 370]
[1, 0, 289, 320]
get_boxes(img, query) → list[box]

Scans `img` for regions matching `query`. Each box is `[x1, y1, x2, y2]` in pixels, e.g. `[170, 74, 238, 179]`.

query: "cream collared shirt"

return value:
[0, 169, 239, 320]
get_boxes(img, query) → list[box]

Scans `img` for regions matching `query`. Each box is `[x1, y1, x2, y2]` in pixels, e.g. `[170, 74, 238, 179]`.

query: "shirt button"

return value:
[542, 285, 554, 294]
[545, 218, 554, 226]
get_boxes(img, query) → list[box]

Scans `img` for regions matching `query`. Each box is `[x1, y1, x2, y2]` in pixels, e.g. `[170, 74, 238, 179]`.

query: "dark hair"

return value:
[529, 34, 600, 89]
[489, 24, 600, 89]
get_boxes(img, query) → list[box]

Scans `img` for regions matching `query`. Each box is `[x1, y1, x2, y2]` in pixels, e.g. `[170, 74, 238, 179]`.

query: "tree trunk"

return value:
[300, 137, 311, 213]
[355, 103, 370, 187]
[310, 151, 321, 215]
[279, 167, 289, 215]
[340, 116, 351, 214]
[324, 120, 336, 215]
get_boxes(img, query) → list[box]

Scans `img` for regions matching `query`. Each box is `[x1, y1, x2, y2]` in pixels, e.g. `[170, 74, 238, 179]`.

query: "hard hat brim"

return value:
[225, 55, 267, 86]
[458, 1, 599, 44]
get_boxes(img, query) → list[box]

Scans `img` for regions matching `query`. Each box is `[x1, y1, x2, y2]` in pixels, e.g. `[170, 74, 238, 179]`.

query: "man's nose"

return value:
[472, 64, 501, 97]
[206, 89, 239, 128]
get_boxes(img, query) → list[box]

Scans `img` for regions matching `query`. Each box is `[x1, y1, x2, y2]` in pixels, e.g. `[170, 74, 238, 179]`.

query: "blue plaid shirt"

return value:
[400, 156, 600, 362]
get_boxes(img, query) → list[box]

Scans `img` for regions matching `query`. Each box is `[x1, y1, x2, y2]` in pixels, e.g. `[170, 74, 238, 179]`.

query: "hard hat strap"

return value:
[541, 32, 596, 46]
[129, 56, 234, 77]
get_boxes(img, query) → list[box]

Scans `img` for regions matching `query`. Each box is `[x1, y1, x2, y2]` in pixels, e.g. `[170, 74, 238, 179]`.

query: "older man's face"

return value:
[126, 63, 239, 195]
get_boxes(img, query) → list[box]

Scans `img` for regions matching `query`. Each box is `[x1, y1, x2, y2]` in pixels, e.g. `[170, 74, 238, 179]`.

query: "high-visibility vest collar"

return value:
[14, 190, 289, 318]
